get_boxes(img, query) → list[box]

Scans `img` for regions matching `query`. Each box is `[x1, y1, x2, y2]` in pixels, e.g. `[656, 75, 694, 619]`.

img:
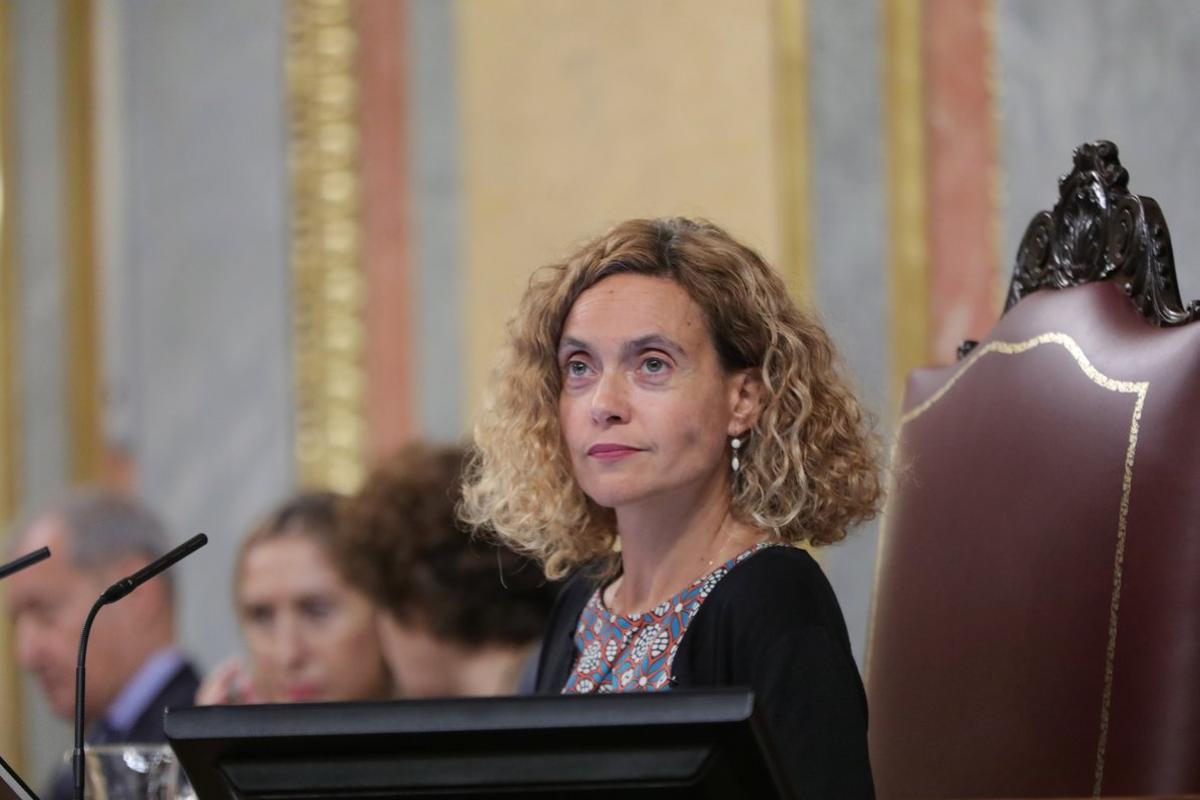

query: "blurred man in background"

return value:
[3, 489, 199, 800]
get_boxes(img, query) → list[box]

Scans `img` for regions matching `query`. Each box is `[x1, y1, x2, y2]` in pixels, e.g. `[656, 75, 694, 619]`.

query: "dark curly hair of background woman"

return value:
[338, 442, 557, 649]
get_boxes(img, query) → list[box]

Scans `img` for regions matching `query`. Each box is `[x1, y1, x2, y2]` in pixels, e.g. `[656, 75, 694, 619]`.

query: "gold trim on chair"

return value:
[889, 332, 1146, 797]
[287, 0, 367, 493]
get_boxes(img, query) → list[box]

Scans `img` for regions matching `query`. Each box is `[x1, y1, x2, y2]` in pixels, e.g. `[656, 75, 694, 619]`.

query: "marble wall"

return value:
[410, 0, 465, 441]
[806, 0, 890, 670]
[109, 0, 293, 675]
[996, 1, 1200, 300]
[7, 0, 294, 779]
[10, 0, 72, 772]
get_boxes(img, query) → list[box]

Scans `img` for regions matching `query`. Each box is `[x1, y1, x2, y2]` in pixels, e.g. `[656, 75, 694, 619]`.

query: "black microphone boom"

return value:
[73, 532, 208, 800]
[99, 533, 207, 603]
[0, 546, 50, 580]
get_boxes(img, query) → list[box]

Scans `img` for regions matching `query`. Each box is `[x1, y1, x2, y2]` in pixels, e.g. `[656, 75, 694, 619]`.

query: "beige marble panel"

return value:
[457, 0, 781, 414]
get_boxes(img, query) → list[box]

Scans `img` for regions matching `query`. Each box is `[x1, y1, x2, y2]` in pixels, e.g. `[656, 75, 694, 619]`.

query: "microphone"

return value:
[0, 546, 50, 580]
[73, 533, 207, 800]
[99, 533, 207, 603]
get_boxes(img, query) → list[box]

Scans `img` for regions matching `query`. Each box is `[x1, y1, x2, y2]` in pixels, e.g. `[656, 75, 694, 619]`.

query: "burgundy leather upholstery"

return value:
[867, 280, 1200, 798]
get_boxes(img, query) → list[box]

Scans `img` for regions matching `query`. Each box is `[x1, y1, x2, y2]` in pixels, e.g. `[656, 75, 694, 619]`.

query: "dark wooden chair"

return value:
[866, 141, 1200, 799]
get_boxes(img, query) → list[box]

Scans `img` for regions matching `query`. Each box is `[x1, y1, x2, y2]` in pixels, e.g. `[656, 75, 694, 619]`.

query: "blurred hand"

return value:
[195, 656, 262, 705]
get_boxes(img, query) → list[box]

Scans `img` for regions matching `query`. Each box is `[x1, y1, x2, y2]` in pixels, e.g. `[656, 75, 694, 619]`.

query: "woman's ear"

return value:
[727, 369, 765, 435]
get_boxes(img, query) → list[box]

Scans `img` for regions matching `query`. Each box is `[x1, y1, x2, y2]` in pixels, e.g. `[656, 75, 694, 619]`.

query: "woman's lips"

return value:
[587, 443, 642, 460]
[284, 683, 321, 702]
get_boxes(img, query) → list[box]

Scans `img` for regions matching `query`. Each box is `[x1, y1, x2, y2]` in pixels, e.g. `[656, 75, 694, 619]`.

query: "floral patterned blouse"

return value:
[562, 541, 778, 694]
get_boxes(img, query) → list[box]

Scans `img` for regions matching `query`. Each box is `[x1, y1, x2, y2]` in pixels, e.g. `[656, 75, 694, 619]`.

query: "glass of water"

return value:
[82, 745, 194, 800]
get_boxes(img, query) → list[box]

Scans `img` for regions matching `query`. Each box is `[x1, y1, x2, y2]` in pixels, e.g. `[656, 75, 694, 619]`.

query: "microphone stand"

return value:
[0, 546, 50, 580]
[73, 601, 105, 800]
[73, 533, 207, 800]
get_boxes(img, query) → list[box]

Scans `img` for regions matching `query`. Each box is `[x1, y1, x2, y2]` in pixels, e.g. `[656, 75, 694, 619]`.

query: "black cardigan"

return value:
[535, 546, 874, 799]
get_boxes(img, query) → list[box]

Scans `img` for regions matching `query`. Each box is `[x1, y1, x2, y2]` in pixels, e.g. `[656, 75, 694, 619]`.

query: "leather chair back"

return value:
[867, 142, 1200, 798]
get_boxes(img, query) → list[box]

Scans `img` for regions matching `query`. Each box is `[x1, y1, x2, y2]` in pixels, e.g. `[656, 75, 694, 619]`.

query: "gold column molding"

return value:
[884, 0, 930, 409]
[771, 0, 811, 302]
[983, 0, 1006, 298]
[287, 0, 367, 493]
[62, 0, 103, 483]
[0, 0, 27, 768]
[0, 0, 20, 522]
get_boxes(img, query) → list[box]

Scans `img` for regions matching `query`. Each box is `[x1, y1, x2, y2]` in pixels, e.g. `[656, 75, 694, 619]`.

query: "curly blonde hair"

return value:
[461, 217, 882, 579]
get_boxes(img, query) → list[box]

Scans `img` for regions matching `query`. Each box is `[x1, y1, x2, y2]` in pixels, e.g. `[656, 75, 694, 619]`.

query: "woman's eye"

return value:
[243, 605, 274, 627]
[642, 357, 668, 374]
[300, 598, 334, 620]
[566, 360, 589, 377]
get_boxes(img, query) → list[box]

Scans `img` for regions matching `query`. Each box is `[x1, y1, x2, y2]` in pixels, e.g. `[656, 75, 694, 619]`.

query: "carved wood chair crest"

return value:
[959, 140, 1200, 358]
[1007, 139, 1199, 324]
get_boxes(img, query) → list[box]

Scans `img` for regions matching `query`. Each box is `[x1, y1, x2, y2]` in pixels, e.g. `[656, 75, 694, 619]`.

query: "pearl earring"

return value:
[731, 437, 743, 472]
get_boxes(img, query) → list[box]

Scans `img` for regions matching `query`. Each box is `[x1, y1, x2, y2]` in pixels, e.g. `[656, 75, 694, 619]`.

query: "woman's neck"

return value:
[608, 470, 764, 616]
[401, 639, 537, 698]
[450, 642, 536, 696]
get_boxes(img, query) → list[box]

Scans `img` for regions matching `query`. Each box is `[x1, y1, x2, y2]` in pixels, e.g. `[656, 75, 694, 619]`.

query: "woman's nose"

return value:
[274, 616, 308, 669]
[590, 371, 630, 425]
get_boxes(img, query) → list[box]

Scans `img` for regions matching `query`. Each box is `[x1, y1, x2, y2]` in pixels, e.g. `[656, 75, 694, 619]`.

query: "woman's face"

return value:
[557, 273, 754, 512]
[237, 533, 391, 703]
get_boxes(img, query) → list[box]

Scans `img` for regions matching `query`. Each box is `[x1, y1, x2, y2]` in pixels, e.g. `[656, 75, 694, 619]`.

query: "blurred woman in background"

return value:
[338, 442, 557, 697]
[196, 491, 393, 704]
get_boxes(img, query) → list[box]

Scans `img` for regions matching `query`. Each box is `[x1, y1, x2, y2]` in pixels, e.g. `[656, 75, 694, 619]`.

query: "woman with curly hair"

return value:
[462, 217, 881, 797]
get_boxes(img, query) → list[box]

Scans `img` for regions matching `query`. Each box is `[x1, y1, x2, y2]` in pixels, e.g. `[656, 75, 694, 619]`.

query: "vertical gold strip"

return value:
[0, 0, 19, 520]
[61, 0, 102, 483]
[287, 0, 367, 493]
[774, 0, 819, 563]
[0, 0, 28, 769]
[772, 0, 811, 301]
[982, 0, 1005, 299]
[883, 0, 929, 407]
